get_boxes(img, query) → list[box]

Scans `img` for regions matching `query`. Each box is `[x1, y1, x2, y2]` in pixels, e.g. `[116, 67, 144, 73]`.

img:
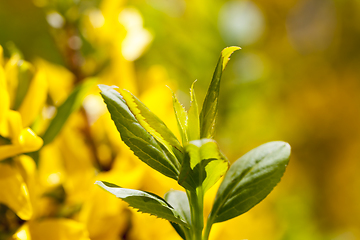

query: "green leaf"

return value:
[99, 85, 179, 180]
[169, 222, 186, 240]
[187, 81, 200, 141]
[165, 190, 191, 224]
[119, 89, 183, 168]
[178, 139, 229, 193]
[200, 46, 240, 139]
[171, 89, 188, 145]
[165, 190, 191, 240]
[209, 141, 291, 223]
[95, 181, 189, 227]
[42, 78, 96, 146]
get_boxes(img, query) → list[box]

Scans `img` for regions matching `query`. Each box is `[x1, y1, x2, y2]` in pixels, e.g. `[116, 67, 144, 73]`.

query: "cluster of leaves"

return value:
[96, 47, 291, 240]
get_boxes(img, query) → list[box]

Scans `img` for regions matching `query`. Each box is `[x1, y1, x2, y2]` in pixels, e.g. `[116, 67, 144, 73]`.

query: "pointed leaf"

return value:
[119, 89, 183, 169]
[221, 47, 241, 70]
[99, 85, 179, 180]
[42, 79, 96, 146]
[187, 81, 200, 141]
[165, 190, 191, 240]
[169, 222, 186, 240]
[209, 141, 291, 223]
[200, 46, 240, 139]
[95, 181, 189, 227]
[178, 139, 229, 193]
[165, 190, 191, 224]
[171, 90, 188, 145]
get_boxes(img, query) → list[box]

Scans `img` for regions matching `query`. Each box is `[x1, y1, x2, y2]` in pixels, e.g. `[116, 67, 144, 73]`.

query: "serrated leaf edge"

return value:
[95, 181, 189, 227]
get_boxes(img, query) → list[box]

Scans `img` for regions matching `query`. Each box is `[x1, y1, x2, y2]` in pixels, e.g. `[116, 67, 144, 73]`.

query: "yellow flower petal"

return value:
[35, 59, 74, 105]
[18, 128, 43, 152]
[0, 145, 22, 161]
[79, 180, 129, 240]
[129, 212, 183, 240]
[13, 223, 30, 240]
[0, 65, 10, 135]
[0, 126, 43, 161]
[0, 163, 33, 220]
[13, 219, 90, 240]
[18, 70, 48, 127]
[1, 110, 22, 141]
[15, 155, 37, 183]
[14, 155, 41, 220]
[38, 143, 65, 187]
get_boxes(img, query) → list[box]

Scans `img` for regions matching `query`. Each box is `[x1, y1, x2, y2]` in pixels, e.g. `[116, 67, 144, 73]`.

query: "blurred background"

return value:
[1, 0, 360, 239]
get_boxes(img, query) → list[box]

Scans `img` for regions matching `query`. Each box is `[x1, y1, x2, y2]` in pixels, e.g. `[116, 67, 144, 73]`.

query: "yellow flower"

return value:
[0, 162, 33, 220]
[13, 219, 90, 240]
[0, 47, 44, 161]
[0, 46, 45, 221]
[0, 111, 43, 161]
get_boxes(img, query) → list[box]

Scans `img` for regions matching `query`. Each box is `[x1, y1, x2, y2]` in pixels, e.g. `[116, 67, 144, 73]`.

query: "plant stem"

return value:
[187, 188, 204, 240]
[183, 226, 192, 240]
[203, 217, 214, 240]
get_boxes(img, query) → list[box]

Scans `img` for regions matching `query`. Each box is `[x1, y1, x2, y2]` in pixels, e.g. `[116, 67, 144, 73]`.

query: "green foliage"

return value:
[27, 78, 96, 163]
[118, 88, 184, 167]
[99, 84, 180, 180]
[95, 181, 189, 227]
[187, 81, 200, 141]
[200, 46, 240, 139]
[165, 190, 192, 225]
[97, 47, 291, 240]
[165, 190, 192, 240]
[171, 90, 188, 145]
[178, 139, 229, 193]
[209, 141, 291, 223]
[42, 79, 96, 146]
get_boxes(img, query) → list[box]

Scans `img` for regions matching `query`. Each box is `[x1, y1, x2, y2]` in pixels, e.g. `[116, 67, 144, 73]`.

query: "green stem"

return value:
[187, 188, 204, 240]
[203, 217, 214, 240]
[182, 225, 192, 240]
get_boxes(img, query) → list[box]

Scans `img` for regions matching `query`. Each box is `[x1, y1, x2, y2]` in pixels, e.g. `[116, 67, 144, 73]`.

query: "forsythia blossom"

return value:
[0, 46, 43, 220]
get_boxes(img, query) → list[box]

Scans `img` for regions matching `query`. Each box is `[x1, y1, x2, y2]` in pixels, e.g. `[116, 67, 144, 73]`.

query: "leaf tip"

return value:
[98, 84, 119, 92]
[94, 181, 106, 191]
[221, 46, 241, 70]
[276, 141, 291, 154]
[94, 181, 106, 189]
[283, 141, 291, 159]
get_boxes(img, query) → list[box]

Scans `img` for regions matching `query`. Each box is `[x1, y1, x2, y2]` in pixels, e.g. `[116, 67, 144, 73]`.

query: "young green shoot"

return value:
[96, 46, 291, 240]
